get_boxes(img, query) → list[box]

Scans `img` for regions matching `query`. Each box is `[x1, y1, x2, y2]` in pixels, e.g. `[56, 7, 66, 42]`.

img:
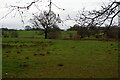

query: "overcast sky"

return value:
[0, 0, 118, 30]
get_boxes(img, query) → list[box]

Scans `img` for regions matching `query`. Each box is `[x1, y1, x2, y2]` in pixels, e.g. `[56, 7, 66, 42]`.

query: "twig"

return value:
[11, 0, 40, 10]
[18, 8, 24, 26]
[51, 2, 65, 11]
[105, 10, 120, 32]
[0, 9, 15, 21]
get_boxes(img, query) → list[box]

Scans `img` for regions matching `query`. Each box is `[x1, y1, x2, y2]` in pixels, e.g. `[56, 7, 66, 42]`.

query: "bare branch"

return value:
[11, 0, 40, 10]
[105, 10, 120, 32]
[51, 2, 65, 11]
[0, 9, 15, 21]
[18, 8, 24, 25]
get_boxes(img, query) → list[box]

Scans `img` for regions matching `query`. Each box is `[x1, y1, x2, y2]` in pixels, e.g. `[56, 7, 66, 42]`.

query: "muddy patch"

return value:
[25, 57, 29, 60]
[57, 64, 64, 67]
[34, 53, 45, 56]
[20, 64, 29, 67]
[107, 50, 112, 54]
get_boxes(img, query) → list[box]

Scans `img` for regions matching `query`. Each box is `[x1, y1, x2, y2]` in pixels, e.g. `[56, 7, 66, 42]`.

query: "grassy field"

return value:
[3, 30, 109, 40]
[3, 30, 78, 39]
[17, 31, 44, 38]
[2, 37, 119, 78]
[0, 53, 1, 79]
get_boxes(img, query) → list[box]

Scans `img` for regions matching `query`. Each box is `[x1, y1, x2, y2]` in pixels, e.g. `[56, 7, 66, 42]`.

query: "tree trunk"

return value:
[44, 28, 48, 39]
[45, 31, 47, 39]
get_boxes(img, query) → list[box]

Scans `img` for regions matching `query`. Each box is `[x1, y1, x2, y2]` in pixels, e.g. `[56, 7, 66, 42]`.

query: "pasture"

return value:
[2, 35, 119, 78]
[2, 30, 78, 39]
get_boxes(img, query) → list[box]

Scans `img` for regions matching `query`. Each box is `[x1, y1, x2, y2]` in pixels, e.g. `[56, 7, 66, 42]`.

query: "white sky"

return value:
[0, 0, 119, 30]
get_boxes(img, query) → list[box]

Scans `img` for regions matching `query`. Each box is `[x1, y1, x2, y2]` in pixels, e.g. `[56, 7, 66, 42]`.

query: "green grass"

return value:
[17, 30, 78, 39]
[2, 37, 119, 78]
[0, 36, 2, 79]
[17, 31, 44, 38]
[3, 30, 44, 38]
[0, 53, 1, 79]
[3, 30, 79, 39]
[3, 30, 110, 40]
[61, 31, 77, 39]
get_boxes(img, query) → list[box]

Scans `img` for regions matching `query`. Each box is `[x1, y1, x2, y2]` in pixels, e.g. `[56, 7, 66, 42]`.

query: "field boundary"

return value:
[11, 37, 119, 42]
[63, 38, 119, 42]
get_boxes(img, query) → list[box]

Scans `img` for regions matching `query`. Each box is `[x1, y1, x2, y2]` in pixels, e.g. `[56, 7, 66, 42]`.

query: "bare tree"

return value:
[30, 11, 57, 39]
[0, 0, 64, 39]
[75, 1, 120, 33]
[0, 0, 64, 27]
